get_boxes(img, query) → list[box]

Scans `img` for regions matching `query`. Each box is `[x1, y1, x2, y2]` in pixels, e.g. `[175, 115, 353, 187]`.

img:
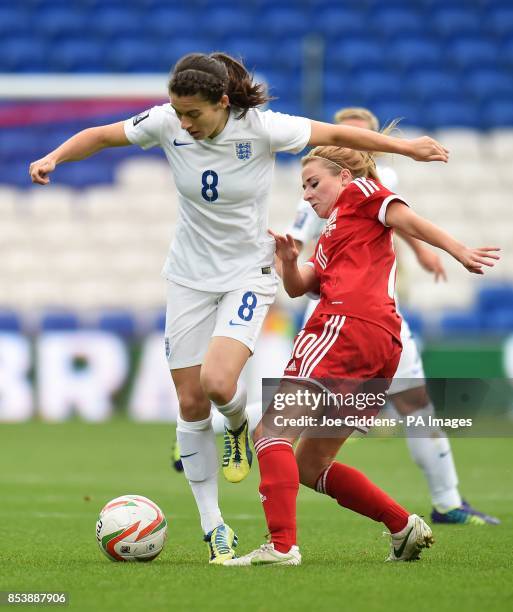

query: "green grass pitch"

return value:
[1, 420, 512, 612]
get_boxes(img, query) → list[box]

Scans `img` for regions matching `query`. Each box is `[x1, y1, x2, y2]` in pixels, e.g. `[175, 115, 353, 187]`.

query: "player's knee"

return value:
[392, 386, 431, 414]
[177, 392, 210, 421]
[200, 370, 234, 405]
[297, 455, 331, 489]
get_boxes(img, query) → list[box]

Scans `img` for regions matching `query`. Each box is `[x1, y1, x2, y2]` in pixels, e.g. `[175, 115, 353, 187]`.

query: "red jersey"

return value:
[308, 177, 406, 341]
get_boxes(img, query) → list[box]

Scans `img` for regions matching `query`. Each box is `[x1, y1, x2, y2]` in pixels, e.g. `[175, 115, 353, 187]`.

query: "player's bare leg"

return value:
[391, 385, 499, 525]
[172, 366, 237, 563]
[201, 337, 253, 483]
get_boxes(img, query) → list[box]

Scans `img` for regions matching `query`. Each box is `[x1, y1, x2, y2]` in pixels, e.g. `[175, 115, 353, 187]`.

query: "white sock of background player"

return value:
[214, 379, 248, 431]
[404, 402, 462, 511]
[176, 414, 223, 534]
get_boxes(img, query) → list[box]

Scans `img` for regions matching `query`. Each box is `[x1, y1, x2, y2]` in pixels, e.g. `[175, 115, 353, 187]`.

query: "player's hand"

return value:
[456, 246, 501, 275]
[417, 248, 447, 282]
[408, 136, 449, 163]
[268, 230, 299, 263]
[29, 156, 56, 185]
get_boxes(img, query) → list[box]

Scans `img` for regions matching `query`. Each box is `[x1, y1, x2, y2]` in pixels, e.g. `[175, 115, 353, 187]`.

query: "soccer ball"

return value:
[96, 495, 167, 562]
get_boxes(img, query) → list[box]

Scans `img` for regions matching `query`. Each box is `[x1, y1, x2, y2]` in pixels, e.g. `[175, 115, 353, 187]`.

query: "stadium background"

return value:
[1, 0, 513, 423]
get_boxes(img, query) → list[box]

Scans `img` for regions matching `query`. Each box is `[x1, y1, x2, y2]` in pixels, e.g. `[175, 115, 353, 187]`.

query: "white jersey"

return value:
[288, 162, 399, 245]
[125, 105, 311, 292]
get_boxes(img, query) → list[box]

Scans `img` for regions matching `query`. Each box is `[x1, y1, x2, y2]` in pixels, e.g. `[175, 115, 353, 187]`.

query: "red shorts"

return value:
[282, 314, 402, 433]
[284, 314, 401, 379]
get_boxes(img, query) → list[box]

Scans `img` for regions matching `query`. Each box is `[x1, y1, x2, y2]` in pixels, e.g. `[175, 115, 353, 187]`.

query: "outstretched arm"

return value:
[269, 230, 319, 297]
[309, 121, 449, 163]
[395, 229, 447, 282]
[29, 122, 130, 185]
[386, 202, 500, 275]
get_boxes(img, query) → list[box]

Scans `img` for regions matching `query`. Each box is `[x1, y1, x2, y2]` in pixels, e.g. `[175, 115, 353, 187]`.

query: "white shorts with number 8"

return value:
[164, 276, 279, 369]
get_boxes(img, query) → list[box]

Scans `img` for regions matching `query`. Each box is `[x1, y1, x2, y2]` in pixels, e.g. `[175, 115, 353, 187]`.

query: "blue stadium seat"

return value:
[486, 309, 513, 333]
[258, 7, 310, 38]
[162, 38, 216, 68]
[222, 39, 274, 72]
[51, 159, 116, 187]
[476, 285, 513, 314]
[1, 162, 35, 188]
[315, 7, 367, 38]
[431, 7, 481, 37]
[440, 312, 482, 335]
[142, 6, 199, 38]
[372, 101, 422, 127]
[97, 311, 137, 339]
[105, 39, 164, 72]
[400, 308, 424, 336]
[328, 39, 385, 71]
[0, 310, 22, 333]
[0, 130, 43, 161]
[425, 100, 480, 128]
[386, 38, 443, 70]
[154, 310, 166, 332]
[486, 6, 513, 37]
[448, 39, 498, 70]
[500, 38, 513, 68]
[485, 99, 513, 128]
[273, 39, 305, 71]
[37, 8, 90, 39]
[0, 37, 48, 72]
[324, 98, 367, 124]
[40, 311, 80, 332]
[0, 8, 31, 37]
[351, 70, 405, 103]
[466, 69, 513, 102]
[407, 69, 462, 103]
[370, 8, 424, 38]
[324, 71, 358, 103]
[206, 7, 253, 37]
[93, 7, 144, 38]
[49, 40, 107, 72]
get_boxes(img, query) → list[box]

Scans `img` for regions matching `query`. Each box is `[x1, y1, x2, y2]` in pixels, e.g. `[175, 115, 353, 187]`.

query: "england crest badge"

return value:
[234, 141, 252, 160]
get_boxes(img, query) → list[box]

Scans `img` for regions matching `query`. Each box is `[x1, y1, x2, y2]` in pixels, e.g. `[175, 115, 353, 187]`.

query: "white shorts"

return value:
[164, 276, 278, 369]
[302, 297, 425, 394]
[388, 318, 426, 394]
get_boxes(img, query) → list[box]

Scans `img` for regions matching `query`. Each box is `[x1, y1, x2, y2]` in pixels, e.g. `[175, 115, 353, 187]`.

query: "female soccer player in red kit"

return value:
[225, 145, 500, 566]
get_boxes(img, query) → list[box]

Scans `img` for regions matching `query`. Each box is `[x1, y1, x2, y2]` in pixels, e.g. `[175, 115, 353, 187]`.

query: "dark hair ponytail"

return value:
[168, 52, 271, 119]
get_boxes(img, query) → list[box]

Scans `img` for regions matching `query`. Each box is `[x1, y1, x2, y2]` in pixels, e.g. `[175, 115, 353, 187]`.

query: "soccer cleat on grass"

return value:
[461, 499, 500, 525]
[170, 438, 183, 473]
[385, 514, 434, 562]
[222, 419, 253, 483]
[204, 523, 238, 565]
[431, 500, 500, 526]
[223, 543, 301, 567]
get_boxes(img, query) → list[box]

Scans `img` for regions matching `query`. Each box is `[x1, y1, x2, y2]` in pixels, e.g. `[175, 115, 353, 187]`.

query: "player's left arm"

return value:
[269, 230, 319, 297]
[308, 121, 449, 162]
[385, 201, 500, 275]
[395, 229, 447, 282]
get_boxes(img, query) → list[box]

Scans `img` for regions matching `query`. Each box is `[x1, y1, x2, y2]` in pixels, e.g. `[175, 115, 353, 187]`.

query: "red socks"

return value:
[255, 437, 299, 553]
[316, 462, 409, 534]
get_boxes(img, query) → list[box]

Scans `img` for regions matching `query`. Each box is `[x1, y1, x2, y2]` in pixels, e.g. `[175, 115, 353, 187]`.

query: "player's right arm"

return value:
[29, 122, 130, 185]
[395, 229, 447, 282]
[269, 230, 319, 297]
[386, 202, 500, 275]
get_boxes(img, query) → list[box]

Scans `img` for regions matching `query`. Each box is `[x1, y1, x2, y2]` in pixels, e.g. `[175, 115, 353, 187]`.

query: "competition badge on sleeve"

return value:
[234, 141, 253, 160]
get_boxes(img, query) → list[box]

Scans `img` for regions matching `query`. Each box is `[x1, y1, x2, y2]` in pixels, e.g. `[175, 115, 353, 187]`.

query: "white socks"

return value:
[176, 414, 223, 534]
[214, 380, 248, 431]
[404, 403, 462, 511]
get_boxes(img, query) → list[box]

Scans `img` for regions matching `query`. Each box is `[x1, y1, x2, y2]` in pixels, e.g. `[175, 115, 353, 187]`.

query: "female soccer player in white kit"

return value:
[287, 107, 499, 526]
[29, 53, 450, 563]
